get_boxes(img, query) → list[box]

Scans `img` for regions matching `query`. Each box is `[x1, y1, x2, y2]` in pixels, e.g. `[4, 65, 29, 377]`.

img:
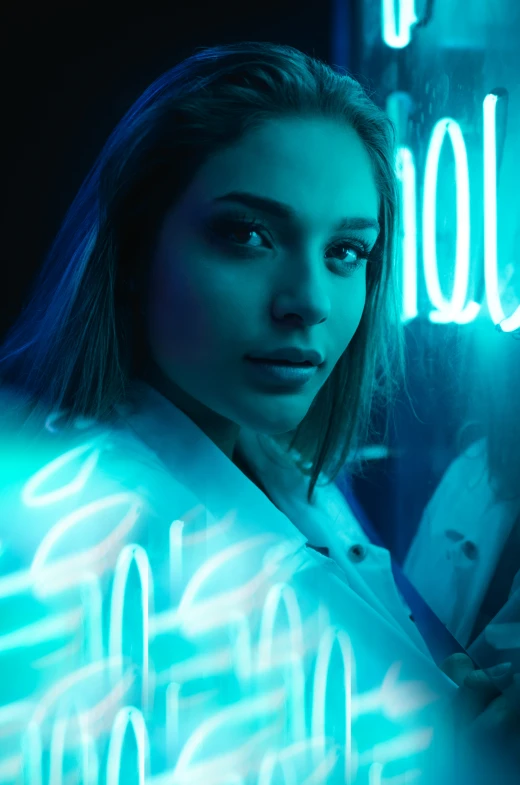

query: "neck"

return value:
[140, 360, 240, 460]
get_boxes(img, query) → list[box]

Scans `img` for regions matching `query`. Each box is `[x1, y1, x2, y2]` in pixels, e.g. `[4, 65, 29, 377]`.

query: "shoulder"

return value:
[0, 388, 192, 566]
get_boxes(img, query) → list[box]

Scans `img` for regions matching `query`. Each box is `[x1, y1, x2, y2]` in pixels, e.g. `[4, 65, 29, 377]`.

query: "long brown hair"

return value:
[0, 41, 406, 502]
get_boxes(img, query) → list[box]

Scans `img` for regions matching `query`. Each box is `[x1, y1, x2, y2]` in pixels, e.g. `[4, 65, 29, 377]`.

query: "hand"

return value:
[441, 653, 520, 783]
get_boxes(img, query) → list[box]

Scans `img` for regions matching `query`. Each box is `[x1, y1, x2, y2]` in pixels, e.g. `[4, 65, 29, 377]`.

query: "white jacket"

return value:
[0, 382, 460, 784]
[404, 439, 520, 670]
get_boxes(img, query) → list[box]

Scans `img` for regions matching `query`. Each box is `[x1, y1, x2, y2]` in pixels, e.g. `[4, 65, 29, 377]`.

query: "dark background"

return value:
[0, 0, 468, 564]
[1, 0, 355, 339]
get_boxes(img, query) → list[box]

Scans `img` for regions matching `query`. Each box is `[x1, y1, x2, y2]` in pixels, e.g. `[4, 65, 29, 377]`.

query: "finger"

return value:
[461, 669, 502, 717]
[484, 661, 514, 688]
[441, 653, 475, 686]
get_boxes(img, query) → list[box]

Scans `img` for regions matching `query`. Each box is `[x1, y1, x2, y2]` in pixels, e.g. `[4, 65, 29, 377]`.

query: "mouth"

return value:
[246, 358, 314, 367]
[244, 356, 319, 388]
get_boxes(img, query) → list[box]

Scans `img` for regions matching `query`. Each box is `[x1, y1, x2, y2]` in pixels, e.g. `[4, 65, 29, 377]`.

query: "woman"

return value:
[0, 41, 514, 784]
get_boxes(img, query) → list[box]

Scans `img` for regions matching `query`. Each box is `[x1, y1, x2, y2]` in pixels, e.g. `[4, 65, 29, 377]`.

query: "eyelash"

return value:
[210, 215, 373, 272]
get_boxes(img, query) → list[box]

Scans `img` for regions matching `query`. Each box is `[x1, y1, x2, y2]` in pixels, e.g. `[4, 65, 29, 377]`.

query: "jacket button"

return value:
[347, 544, 367, 563]
[461, 540, 478, 560]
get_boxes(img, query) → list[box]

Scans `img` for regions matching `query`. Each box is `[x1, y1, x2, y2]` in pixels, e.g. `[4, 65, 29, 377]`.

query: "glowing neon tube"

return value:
[422, 117, 480, 324]
[483, 92, 520, 332]
[382, 0, 418, 49]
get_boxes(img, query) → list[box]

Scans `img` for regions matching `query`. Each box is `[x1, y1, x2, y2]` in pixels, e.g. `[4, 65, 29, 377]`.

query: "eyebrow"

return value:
[212, 190, 380, 234]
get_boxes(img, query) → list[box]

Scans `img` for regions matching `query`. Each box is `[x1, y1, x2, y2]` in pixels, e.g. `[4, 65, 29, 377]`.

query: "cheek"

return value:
[334, 280, 367, 348]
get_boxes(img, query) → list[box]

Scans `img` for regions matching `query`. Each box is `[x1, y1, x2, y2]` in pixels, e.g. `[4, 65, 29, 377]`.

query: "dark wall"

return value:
[2, 0, 351, 338]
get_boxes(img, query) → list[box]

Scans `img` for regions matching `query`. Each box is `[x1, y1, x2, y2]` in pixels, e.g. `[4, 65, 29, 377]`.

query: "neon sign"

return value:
[392, 93, 520, 333]
[382, 3, 520, 333]
[382, 0, 419, 49]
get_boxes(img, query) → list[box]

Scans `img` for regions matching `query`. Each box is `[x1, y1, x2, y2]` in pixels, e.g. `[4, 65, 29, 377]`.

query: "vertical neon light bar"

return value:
[423, 118, 479, 324]
[49, 709, 98, 785]
[109, 545, 152, 710]
[311, 626, 354, 784]
[21, 721, 43, 785]
[396, 146, 418, 321]
[382, 0, 418, 49]
[484, 93, 520, 332]
[106, 707, 149, 785]
[257, 584, 306, 745]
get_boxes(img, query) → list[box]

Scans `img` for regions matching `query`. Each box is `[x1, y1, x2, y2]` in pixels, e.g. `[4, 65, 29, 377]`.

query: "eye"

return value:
[210, 217, 271, 249]
[326, 239, 371, 271]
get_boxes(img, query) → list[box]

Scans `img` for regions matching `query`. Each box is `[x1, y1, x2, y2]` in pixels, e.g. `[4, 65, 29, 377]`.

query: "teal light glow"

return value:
[227, 612, 253, 683]
[311, 626, 354, 784]
[21, 721, 43, 785]
[169, 519, 185, 605]
[2, 441, 443, 784]
[21, 442, 100, 507]
[422, 117, 480, 324]
[258, 583, 306, 743]
[106, 707, 149, 785]
[396, 146, 419, 321]
[169, 689, 286, 784]
[29, 493, 143, 596]
[80, 574, 104, 662]
[165, 682, 181, 768]
[257, 750, 297, 785]
[49, 707, 98, 785]
[484, 93, 520, 333]
[109, 545, 152, 710]
[357, 727, 433, 766]
[381, 0, 418, 49]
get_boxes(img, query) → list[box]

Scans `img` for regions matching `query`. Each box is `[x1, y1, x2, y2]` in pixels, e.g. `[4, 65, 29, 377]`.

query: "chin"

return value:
[241, 405, 310, 436]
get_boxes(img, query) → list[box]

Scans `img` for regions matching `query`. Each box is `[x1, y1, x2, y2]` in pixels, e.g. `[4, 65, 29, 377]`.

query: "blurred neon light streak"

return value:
[0, 608, 82, 653]
[258, 584, 306, 744]
[106, 707, 149, 785]
[311, 626, 354, 785]
[109, 545, 152, 710]
[227, 612, 253, 683]
[169, 519, 184, 605]
[484, 93, 520, 332]
[382, 0, 418, 49]
[30, 493, 143, 595]
[258, 750, 297, 785]
[21, 442, 101, 507]
[20, 721, 42, 785]
[0, 755, 22, 782]
[165, 683, 181, 769]
[49, 707, 99, 785]
[351, 662, 437, 719]
[423, 118, 480, 324]
[174, 536, 289, 635]
[31, 657, 125, 726]
[299, 745, 341, 785]
[369, 762, 384, 785]
[358, 728, 433, 765]
[0, 700, 34, 735]
[162, 700, 285, 785]
[32, 639, 81, 670]
[80, 573, 104, 662]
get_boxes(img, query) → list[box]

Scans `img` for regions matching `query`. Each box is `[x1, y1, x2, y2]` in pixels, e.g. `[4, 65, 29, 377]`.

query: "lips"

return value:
[247, 358, 313, 367]
[246, 347, 324, 366]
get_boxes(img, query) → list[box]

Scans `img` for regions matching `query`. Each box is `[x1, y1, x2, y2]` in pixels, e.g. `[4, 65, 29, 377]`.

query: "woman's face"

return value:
[146, 116, 380, 437]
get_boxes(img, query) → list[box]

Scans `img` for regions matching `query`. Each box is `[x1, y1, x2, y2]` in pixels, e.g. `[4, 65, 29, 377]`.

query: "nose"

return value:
[271, 266, 331, 327]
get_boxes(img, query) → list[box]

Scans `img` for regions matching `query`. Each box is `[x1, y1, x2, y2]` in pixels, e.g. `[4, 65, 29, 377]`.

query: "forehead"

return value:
[183, 116, 380, 223]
